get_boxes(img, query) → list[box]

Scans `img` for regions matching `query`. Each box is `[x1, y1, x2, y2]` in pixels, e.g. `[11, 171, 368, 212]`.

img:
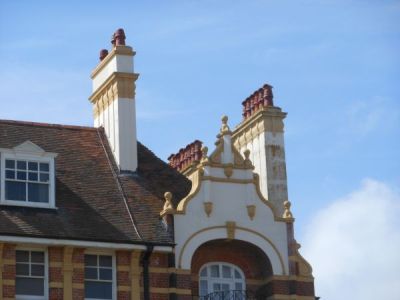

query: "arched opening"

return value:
[191, 239, 273, 297]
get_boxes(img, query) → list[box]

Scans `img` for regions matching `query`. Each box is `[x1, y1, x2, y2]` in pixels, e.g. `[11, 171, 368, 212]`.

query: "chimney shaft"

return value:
[89, 29, 139, 172]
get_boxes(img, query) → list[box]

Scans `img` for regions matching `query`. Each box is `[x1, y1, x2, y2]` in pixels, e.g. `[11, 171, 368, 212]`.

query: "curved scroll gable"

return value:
[290, 241, 314, 279]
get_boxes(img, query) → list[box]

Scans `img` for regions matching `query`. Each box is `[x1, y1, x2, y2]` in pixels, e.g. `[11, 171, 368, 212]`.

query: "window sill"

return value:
[0, 201, 57, 210]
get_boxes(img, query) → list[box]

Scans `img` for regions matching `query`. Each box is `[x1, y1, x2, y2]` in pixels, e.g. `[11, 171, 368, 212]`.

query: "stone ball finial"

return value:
[99, 49, 109, 61]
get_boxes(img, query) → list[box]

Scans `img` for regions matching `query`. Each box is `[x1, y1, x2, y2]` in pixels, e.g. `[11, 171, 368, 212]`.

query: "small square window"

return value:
[100, 255, 112, 267]
[17, 160, 27, 170]
[210, 265, 219, 278]
[5, 170, 15, 179]
[40, 163, 49, 172]
[5, 159, 15, 169]
[17, 171, 27, 180]
[2, 158, 53, 207]
[28, 162, 38, 171]
[6, 181, 26, 201]
[1, 142, 57, 209]
[29, 172, 38, 181]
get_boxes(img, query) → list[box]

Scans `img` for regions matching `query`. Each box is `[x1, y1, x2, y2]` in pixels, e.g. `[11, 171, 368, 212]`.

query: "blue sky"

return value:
[0, 1, 399, 298]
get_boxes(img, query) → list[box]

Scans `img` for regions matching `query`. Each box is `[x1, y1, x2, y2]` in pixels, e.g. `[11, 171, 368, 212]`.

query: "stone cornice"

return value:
[91, 45, 135, 79]
[232, 107, 287, 144]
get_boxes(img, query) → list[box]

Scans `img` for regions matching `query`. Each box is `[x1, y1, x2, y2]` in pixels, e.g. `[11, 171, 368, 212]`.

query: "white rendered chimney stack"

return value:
[89, 28, 139, 172]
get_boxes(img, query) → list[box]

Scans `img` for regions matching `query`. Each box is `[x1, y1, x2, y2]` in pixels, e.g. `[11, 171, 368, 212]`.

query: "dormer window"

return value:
[0, 141, 57, 208]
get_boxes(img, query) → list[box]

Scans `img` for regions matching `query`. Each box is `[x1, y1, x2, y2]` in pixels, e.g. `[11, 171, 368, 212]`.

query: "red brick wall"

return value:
[49, 246, 63, 299]
[257, 279, 315, 297]
[191, 239, 273, 280]
[190, 239, 273, 296]
[2, 243, 16, 299]
[72, 248, 85, 300]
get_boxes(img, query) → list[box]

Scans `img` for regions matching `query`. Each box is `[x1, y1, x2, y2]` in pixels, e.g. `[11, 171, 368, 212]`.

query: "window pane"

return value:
[5, 170, 15, 179]
[200, 280, 208, 296]
[99, 255, 112, 267]
[85, 281, 112, 299]
[6, 181, 26, 201]
[5, 159, 15, 169]
[29, 172, 38, 181]
[28, 162, 38, 171]
[17, 171, 27, 180]
[235, 282, 243, 290]
[16, 277, 44, 296]
[16, 263, 29, 276]
[85, 267, 98, 280]
[28, 183, 49, 203]
[99, 268, 112, 280]
[16, 251, 29, 262]
[85, 254, 97, 266]
[210, 265, 219, 278]
[221, 283, 230, 291]
[213, 283, 221, 291]
[39, 173, 49, 183]
[17, 161, 27, 170]
[31, 264, 45, 276]
[31, 251, 44, 263]
[200, 267, 207, 277]
[234, 270, 241, 279]
[40, 163, 49, 172]
[222, 265, 231, 278]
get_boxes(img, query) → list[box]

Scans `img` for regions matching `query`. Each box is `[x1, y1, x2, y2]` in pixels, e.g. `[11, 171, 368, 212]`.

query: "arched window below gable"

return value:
[199, 262, 245, 297]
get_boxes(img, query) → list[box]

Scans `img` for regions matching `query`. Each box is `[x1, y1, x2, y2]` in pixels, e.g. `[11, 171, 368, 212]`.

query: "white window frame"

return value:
[84, 250, 117, 300]
[199, 262, 246, 296]
[0, 141, 57, 209]
[15, 246, 49, 300]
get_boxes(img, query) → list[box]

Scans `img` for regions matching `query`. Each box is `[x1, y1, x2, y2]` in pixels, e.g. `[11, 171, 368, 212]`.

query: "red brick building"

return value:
[0, 29, 316, 300]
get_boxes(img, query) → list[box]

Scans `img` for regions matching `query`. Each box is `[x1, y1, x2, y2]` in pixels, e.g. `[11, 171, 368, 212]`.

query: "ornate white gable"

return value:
[163, 116, 297, 275]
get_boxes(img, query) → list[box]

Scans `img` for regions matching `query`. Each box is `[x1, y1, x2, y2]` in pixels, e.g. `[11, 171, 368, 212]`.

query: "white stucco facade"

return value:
[233, 109, 289, 215]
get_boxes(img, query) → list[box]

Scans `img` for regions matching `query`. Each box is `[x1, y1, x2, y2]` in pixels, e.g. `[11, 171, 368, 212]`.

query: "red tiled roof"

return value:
[0, 119, 191, 245]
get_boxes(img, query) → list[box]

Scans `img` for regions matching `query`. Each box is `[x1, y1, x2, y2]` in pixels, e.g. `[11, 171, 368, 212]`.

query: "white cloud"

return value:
[302, 179, 400, 300]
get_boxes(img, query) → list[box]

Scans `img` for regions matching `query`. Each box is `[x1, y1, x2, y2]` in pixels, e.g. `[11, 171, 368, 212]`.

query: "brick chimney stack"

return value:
[89, 28, 139, 172]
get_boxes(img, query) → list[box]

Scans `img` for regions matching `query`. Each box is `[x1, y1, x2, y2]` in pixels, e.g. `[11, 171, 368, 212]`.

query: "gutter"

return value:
[0, 235, 172, 252]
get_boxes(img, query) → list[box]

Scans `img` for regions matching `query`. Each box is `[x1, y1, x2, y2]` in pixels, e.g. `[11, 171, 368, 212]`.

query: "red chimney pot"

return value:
[114, 28, 126, 46]
[99, 49, 109, 61]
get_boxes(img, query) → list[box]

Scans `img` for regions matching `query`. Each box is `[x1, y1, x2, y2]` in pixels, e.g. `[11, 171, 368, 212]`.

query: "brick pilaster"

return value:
[72, 248, 84, 300]
[48, 246, 64, 300]
[1, 243, 16, 300]
[116, 250, 131, 300]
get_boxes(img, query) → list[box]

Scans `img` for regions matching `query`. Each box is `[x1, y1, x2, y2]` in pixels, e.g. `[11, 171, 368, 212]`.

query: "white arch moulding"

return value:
[177, 226, 287, 275]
